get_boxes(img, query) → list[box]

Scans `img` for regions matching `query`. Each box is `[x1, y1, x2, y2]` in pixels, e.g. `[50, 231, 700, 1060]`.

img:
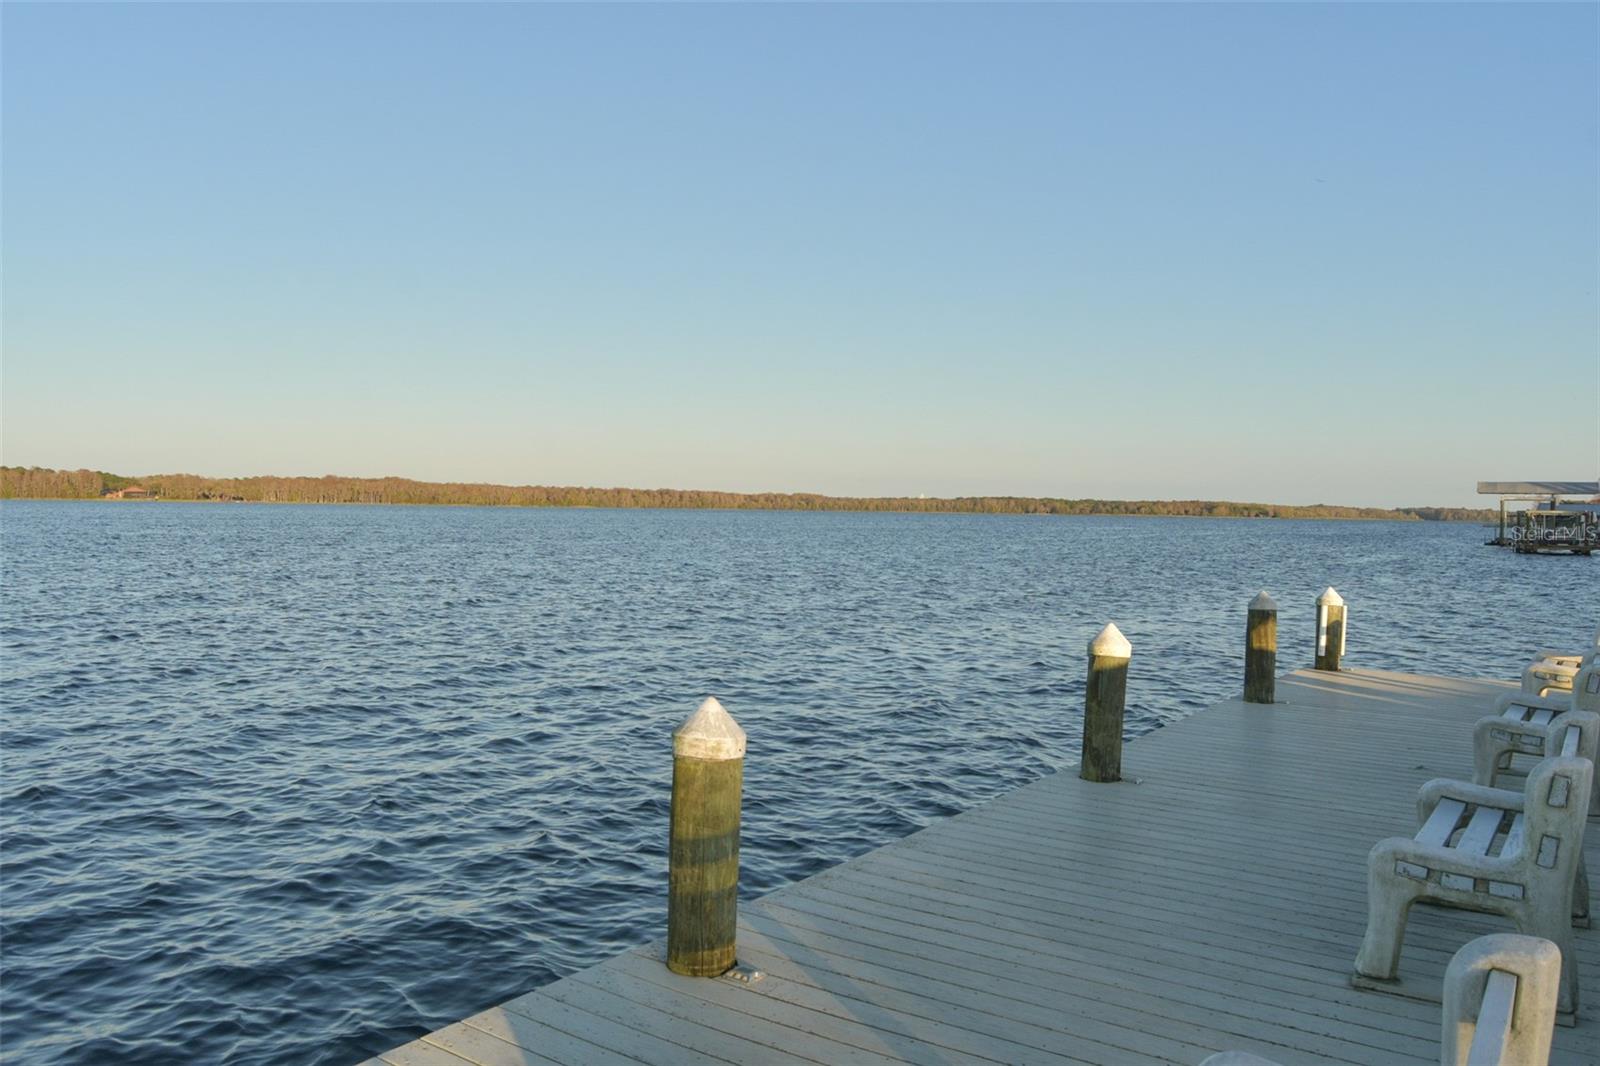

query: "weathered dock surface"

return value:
[370, 668, 1599, 1065]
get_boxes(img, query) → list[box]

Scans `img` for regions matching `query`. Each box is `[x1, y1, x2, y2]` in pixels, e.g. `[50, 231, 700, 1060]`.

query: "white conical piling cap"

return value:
[1088, 622, 1132, 660]
[673, 697, 746, 761]
[1249, 590, 1278, 612]
[1317, 587, 1345, 607]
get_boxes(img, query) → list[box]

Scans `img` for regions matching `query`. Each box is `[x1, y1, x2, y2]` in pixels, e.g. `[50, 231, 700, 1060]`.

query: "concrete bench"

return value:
[1525, 661, 1582, 697]
[1204, 934, 1562, 1066]
[1353, 753, 1593, 1021]
[1522, 627, 1600, 696]
[1472, 710, 1595, 929]
[1476, 686, 1600, 816]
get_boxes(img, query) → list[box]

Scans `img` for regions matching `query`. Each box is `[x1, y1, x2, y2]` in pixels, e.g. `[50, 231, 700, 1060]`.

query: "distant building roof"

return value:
[1477, 481, 1600, 496]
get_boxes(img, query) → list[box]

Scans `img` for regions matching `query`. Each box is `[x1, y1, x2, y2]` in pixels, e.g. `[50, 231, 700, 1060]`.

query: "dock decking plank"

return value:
[737, 907, 1374, 1065]
[563, 954, 912, 1066]
[597, 947, 1002, 1066]
[376, 1042, 477, 1066]
[528, 977, 821, 1066]
[419, 1017, 573, 1066]
[860, 820, 1600, 976]
[730, 918, 1333, 1065]
[722, 935, 1162, 1066]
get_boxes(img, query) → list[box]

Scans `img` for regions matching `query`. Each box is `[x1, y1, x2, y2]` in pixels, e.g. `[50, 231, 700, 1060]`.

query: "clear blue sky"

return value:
[3, 3, 1595, 507]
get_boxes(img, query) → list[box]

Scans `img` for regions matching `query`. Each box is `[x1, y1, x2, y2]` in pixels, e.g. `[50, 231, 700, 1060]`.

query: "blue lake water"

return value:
[0, 501, 1592, 1065]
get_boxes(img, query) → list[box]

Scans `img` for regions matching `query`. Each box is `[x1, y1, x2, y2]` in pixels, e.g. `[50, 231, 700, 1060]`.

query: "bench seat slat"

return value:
[1502, 813, 1525, 857]
[1417, 799, 1466, 848]
[1559, 725, 1579, 757]
[1529, 708, 1555, 726]
[1455, 806, 1505, 858]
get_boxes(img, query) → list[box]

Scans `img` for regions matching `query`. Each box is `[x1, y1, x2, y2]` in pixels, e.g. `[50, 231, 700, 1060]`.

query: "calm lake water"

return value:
[0, 501, 1592, 1065]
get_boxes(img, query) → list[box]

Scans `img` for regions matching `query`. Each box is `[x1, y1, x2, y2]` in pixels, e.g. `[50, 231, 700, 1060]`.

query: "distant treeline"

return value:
[0, 466, 1495, 522]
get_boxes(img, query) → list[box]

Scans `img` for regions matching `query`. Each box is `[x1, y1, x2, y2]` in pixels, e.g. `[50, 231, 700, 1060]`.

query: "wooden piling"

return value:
[1081, 623, 1132, 783]
[667, 696, 744, 976]
[1244, 590, 1277, 704]
[1314, 587, 1346, 672]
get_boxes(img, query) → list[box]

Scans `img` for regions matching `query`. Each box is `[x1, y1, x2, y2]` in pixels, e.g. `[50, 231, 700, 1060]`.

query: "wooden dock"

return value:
[367, 668, 1599, 1065]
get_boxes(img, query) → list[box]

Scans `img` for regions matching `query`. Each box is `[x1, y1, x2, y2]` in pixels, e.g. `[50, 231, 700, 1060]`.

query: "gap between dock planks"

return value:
[367, 668, 1600, 1066]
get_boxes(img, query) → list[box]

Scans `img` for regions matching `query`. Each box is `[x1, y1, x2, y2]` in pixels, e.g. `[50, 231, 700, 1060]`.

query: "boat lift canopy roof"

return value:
[1477, 481, 1599, 499]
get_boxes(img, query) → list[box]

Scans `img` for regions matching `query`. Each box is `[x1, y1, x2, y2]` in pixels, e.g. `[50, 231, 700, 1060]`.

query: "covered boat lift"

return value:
[1477, 480, 1600, 554]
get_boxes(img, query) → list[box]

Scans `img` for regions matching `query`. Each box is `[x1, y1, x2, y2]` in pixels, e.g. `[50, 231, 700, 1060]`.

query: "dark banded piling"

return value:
[1314, 587, 1346, 672]
[1244, 590, 1278, 704]
[667, 697, 744, 976]
[1081, 623, 1132, 783]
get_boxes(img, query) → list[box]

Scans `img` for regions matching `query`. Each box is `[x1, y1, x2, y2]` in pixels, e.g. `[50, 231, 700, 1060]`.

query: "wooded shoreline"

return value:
[0, 466, 1493, 521]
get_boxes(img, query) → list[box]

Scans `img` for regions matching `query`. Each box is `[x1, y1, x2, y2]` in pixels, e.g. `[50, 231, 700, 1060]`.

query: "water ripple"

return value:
[0, 502, 1592, 1065]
